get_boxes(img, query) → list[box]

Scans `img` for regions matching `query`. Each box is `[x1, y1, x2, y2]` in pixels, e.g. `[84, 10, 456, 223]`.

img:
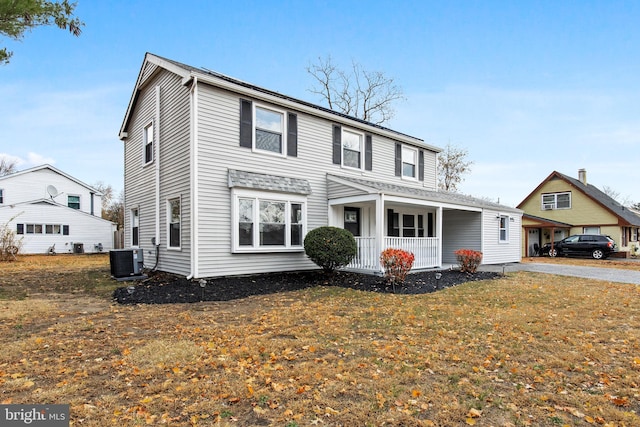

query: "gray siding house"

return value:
[119, 53, 521, 279]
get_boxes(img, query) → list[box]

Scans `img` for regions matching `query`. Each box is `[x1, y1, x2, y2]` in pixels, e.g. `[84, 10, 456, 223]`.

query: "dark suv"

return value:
[541, 234, 617, 260]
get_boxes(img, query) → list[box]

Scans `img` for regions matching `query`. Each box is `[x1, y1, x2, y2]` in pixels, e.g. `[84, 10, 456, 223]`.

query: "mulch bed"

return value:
[113, 269, 501, 304]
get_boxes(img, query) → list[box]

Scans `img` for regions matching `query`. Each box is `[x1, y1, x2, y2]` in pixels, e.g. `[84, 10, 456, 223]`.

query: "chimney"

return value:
[578, 168, 587, 185]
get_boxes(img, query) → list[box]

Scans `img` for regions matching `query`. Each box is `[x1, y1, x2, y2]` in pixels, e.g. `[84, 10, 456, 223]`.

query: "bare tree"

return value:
[437, 143, 473, 192]
[603, 185, 632, 206]
[306, 56, 404, 125]
[0, 158, 17, 176]
[93, 182, 123, 229]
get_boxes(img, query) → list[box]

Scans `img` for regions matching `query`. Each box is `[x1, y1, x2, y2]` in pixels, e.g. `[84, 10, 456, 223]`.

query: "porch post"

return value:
[375, 194, 385, 274]
[437, 206, 443, 267]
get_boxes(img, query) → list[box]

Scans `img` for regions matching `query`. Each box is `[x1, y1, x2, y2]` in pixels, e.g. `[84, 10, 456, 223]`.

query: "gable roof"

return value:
[517, 170, 640, 226]
[119, 53, 440, 152]
[0, 198, 115, 225]
[0, 164, 103, 195]
[328, 174, 522, 213]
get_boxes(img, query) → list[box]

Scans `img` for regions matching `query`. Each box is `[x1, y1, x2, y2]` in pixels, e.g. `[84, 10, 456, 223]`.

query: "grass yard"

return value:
[0, 255, 639, 426]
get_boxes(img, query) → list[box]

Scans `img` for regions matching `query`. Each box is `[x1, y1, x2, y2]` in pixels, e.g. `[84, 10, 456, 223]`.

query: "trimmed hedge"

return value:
[304, 226, 357, 273]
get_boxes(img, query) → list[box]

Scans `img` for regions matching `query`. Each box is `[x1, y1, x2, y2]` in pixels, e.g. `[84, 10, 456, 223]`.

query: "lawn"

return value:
[1, 255, 639, 426]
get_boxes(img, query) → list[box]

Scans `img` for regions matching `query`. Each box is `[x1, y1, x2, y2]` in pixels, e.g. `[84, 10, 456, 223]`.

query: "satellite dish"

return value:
[46, 185, 59, 198]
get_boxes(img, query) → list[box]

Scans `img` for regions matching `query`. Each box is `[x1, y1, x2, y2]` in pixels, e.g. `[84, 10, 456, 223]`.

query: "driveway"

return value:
[479, 262, 640, 285]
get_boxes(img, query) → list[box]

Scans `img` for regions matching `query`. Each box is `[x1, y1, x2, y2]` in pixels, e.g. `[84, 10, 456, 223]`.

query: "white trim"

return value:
[341, 127, 365, 171]
[67, 194, 81, 210]
[167, 196, 181, 250]
[231, 188, 307, 253]
[401, 145, 418, 180]
[252, 103, 287, 157]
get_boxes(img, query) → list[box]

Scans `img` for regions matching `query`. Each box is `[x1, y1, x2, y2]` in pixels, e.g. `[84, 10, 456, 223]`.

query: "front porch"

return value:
[348, 236, 440, 273]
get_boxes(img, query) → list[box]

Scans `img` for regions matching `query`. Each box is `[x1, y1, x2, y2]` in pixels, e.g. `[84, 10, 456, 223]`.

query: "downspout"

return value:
[155, 86, 161, 248]
[186, 76, 199, 279]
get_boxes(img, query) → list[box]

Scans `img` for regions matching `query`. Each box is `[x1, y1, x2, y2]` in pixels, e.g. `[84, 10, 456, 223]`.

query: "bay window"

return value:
[234, 190, 306, 252]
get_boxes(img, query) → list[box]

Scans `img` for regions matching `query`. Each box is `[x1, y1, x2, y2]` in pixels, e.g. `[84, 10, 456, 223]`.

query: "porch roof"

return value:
[228, 169, 312, 195]
[327, 174, 521, 213]
[522, 213, 572, 228]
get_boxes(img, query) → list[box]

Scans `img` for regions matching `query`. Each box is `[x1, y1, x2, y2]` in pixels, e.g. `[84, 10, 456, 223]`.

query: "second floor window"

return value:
[255, 106, 284, 154]
[68, 195, 80, 210]
[402, 146, 417, 179]
[144, 122, 154, 164]
[541, 192, 571, 210]
[342, 129, 363, 169]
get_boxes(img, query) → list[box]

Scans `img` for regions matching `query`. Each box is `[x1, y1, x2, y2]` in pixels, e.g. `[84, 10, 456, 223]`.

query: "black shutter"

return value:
[387, 209, 394, 236]
[418, 150, 424, 181]
[63, 225, 69, 236]
[287, 113, 297, 157]
[428, 213, 434, 237]
[332, 125, 341, 164]
[365, 134, 373, 171]
[395, 143, 402, 176]
[239, 99, 252, 148]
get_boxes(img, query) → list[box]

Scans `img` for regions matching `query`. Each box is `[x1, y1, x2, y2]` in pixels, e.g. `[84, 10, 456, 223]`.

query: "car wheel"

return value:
[592, 249, 604, 260]
[549, 248, 558, 257]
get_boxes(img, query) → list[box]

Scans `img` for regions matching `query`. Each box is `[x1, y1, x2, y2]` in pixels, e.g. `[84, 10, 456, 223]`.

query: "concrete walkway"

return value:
[479, 262, 640, 285]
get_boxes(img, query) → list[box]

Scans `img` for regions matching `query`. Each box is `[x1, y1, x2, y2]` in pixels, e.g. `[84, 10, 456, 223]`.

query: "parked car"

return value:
[541, 234, 617, 260]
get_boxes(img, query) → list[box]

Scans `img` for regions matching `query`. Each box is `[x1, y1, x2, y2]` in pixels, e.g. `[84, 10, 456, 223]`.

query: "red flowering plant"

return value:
[380, 248, 415, 290]
[454, 249, 483, 274]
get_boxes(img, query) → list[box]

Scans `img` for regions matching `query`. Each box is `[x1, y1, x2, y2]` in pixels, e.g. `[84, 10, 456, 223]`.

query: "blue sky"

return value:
[1, 0, 639, 207]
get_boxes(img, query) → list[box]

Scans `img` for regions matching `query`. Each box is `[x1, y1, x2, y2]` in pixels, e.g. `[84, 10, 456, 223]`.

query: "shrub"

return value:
[380, 248, 415, 286]
[454, 249, 483, 273]
[0, 217, 23, 262]
[304, 226, 357, 273]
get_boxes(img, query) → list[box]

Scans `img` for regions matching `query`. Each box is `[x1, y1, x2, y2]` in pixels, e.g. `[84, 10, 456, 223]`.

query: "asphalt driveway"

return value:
[480, 261, 640, 285]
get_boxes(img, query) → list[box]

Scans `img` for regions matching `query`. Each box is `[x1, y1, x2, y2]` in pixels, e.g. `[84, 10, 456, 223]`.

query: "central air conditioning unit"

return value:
[109, 248, 146, 280]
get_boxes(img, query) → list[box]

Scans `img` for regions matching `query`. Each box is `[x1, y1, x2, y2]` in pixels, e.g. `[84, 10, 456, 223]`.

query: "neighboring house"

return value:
[0, 164, 116, 254]
[119, 53, 522, 279]
[517, 169, 640, 257]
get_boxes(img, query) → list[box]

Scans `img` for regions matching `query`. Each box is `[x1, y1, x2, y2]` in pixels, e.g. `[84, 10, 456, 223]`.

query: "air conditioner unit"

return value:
[542, 204, 554, 210]
[109, 248, 144, 279]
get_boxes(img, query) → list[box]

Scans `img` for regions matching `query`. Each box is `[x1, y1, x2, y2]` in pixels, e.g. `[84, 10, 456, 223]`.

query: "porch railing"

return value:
[348, 236, 440, 272]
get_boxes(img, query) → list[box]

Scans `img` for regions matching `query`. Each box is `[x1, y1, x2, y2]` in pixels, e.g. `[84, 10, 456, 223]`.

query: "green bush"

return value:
[304, 226, 357, 273]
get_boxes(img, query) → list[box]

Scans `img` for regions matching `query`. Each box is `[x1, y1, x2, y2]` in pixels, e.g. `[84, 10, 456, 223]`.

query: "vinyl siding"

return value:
[123, 69, 191, 276]
[481, 211, 522, 264]
[0, 202, 114, 254]
[442, 210, 482, 264]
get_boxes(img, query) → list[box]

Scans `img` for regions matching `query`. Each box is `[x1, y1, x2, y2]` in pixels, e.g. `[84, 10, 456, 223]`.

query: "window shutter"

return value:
[287, 113, 297, 157]
[63, 225, 69, 236]
[239, 99, 252, 148]
[365, 134, 373, 171]
[418, 150, 424, 181]
[394, 143, 401, 176]
[332, 125, 342, 164]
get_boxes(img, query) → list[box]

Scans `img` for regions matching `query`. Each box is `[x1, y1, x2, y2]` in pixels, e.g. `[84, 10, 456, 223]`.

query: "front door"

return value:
[344, 207, 361, 237]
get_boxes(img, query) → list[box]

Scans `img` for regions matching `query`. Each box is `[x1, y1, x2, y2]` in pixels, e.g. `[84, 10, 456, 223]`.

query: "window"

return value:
[342, 129, 363, 169]
[26, 224, 43, 234]
[68, 195, 80, 210]
[255, 106, 284, 154]
[16, 224, 23, 234]
[144, 122, 154, 164]
[632, 228, 638, 242]
[234, 190, 306, 252]
[583, 226, 600, 234]
[402, 146, 417, 179]
[131, 208, 139, 246]
[499, 215, 509, 242]
[45, 224, 61, 234]
[387, 209, 425, 237]
[541, 192, 571, 210]
[0, 189, 3, 204]
[168, 198, 180, 249]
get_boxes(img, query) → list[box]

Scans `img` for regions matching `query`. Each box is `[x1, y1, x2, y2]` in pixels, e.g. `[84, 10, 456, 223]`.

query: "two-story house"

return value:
[119, 53, 522, 279]
[0, 164, 116, 254]
[518, 169, 640, 257]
